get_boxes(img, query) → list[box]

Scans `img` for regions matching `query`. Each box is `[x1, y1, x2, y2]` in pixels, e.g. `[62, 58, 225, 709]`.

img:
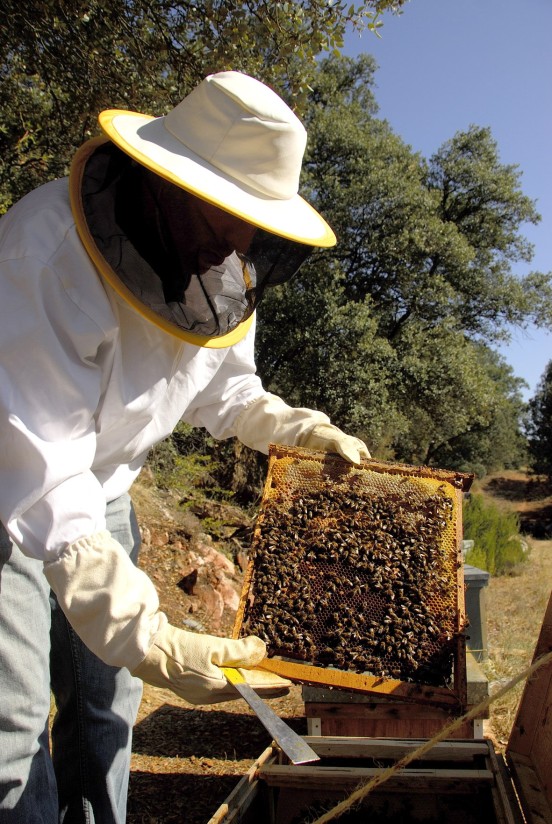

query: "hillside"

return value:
[127, 467, 552, 823]
[478, 469, 552, 538]
[475, 470, 552, 747]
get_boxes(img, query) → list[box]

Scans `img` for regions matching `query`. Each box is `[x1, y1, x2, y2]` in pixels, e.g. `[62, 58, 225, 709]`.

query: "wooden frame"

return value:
[234, 445, 473, 710]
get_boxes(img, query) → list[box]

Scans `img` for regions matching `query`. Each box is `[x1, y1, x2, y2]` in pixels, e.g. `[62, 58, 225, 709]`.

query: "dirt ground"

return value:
[128, 686, 307, 823]
[478, 469, 552, 537]
[127, 469, 552, 824]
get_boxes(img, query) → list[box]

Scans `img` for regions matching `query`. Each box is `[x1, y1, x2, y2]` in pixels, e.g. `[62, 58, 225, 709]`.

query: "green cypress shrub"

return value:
[463, 492, 527, 575]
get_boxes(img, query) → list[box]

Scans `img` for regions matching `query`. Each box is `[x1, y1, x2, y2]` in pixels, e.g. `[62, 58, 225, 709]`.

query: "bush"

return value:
[463, 492, 527, 575]
[146, 422, 217, 495]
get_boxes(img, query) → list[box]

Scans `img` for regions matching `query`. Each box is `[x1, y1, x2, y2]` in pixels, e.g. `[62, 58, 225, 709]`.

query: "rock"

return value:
[202, 546, 235, 576]
[182, 617, 206, 632]
[177, 568, 198, 595]
[193, 584, 224, 625]
[235, 547, 249, 573]
[215, 575, 240, 611]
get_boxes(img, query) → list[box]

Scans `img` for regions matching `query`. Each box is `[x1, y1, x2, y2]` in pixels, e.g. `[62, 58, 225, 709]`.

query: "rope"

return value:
[310, 649, 552, 824]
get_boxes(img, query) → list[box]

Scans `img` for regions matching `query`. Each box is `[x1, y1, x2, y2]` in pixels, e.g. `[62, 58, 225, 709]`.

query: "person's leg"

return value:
[50, 494, 144, 824]
[0, 523, 58, 823]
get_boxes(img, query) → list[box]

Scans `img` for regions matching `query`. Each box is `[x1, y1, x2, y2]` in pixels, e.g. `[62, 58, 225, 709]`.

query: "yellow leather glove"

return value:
[132, 625, 290, 704]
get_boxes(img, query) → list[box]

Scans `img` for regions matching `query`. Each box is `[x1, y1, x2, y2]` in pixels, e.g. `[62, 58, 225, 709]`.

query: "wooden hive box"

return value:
[302, 648, 490, 740]
[210, 589, 552, 823]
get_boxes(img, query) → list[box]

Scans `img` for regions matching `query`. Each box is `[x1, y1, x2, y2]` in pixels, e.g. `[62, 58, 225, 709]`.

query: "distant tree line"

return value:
[526, 361, 552, 480]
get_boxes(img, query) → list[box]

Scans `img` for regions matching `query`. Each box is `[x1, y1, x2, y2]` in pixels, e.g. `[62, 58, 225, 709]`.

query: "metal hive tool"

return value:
[233, 445, 473, 710]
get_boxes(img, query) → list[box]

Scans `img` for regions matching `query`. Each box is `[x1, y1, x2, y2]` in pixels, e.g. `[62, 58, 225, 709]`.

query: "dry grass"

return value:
[482, 538, 552, 749]
[475, 470, 552, 750]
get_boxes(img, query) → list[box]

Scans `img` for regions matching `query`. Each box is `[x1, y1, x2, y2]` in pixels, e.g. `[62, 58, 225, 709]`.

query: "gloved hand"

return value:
[132, 625, 290, 704]
[298, 422, 371, 465]
[43, 530, 290, 704]
[236, 393, 370, 464]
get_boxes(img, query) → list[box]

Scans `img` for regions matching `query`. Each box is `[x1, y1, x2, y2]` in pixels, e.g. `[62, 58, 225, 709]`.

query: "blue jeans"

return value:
[0, 494, 144, 823]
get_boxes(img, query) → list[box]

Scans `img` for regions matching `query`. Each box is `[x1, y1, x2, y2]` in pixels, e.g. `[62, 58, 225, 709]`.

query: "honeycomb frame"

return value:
[233, 445, 474, 709]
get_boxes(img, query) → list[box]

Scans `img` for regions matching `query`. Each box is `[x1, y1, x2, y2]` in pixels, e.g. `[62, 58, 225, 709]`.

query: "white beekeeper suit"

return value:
[0, 70, 369, 821]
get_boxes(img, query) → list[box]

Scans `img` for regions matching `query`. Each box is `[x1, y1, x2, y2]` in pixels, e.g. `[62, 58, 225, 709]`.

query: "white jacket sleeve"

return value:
[44, 530, 163, 670]
[181, 316, 267, 439]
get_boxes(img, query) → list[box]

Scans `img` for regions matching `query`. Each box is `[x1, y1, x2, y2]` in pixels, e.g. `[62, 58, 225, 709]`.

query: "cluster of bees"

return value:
[241, 475, 458, 686]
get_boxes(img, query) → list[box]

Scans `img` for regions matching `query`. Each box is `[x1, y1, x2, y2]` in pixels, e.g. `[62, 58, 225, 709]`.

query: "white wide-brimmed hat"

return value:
[99, 71, 336, 248]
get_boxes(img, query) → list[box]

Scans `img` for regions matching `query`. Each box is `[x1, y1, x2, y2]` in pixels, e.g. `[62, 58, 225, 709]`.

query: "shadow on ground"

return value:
[129, 705, 308, 823]
[128, 770, 240, 824]
[132, 703, 306, 761]
[482, 475, 552, 538]
[518, 504, 552, 538]
[484, 476, 552, 503]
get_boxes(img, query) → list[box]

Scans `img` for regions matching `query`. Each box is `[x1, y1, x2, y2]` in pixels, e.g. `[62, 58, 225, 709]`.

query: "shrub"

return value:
[146, 422, 217, 495]
[463, 492, 527, 575]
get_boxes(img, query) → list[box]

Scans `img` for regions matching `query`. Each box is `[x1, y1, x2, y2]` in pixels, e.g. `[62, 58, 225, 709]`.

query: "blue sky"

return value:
[343, 0, 552, 400]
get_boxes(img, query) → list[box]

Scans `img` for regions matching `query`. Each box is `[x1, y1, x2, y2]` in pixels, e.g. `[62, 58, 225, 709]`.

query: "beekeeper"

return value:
[0, 71, 370, 822]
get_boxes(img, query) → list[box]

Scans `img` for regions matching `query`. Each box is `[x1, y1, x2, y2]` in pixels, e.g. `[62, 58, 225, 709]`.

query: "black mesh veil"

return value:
[80, 142, 312, 340]
[244, 230, 313, 289]
[240, 229, 313, 315]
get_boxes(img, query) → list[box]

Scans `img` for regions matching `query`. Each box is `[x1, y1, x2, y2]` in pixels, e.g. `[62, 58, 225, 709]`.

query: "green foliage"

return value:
[4, 16, 545, 483]
[255, 55, 548, 471]
[147, 422, 217, 495]
[463, 493, 527, 575]
[426, 126, 552, 336]
[256, 259, 399, 449]
[0, 0, 406, 212]
[419, 344, 528, 476]
[526, 361, 552, 479]
[147, 422, 242, 517]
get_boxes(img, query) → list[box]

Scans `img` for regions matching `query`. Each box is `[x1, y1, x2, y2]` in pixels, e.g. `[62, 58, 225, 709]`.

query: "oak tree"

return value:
[526, 362, 552, 479]
[255, 56, 549, 472]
